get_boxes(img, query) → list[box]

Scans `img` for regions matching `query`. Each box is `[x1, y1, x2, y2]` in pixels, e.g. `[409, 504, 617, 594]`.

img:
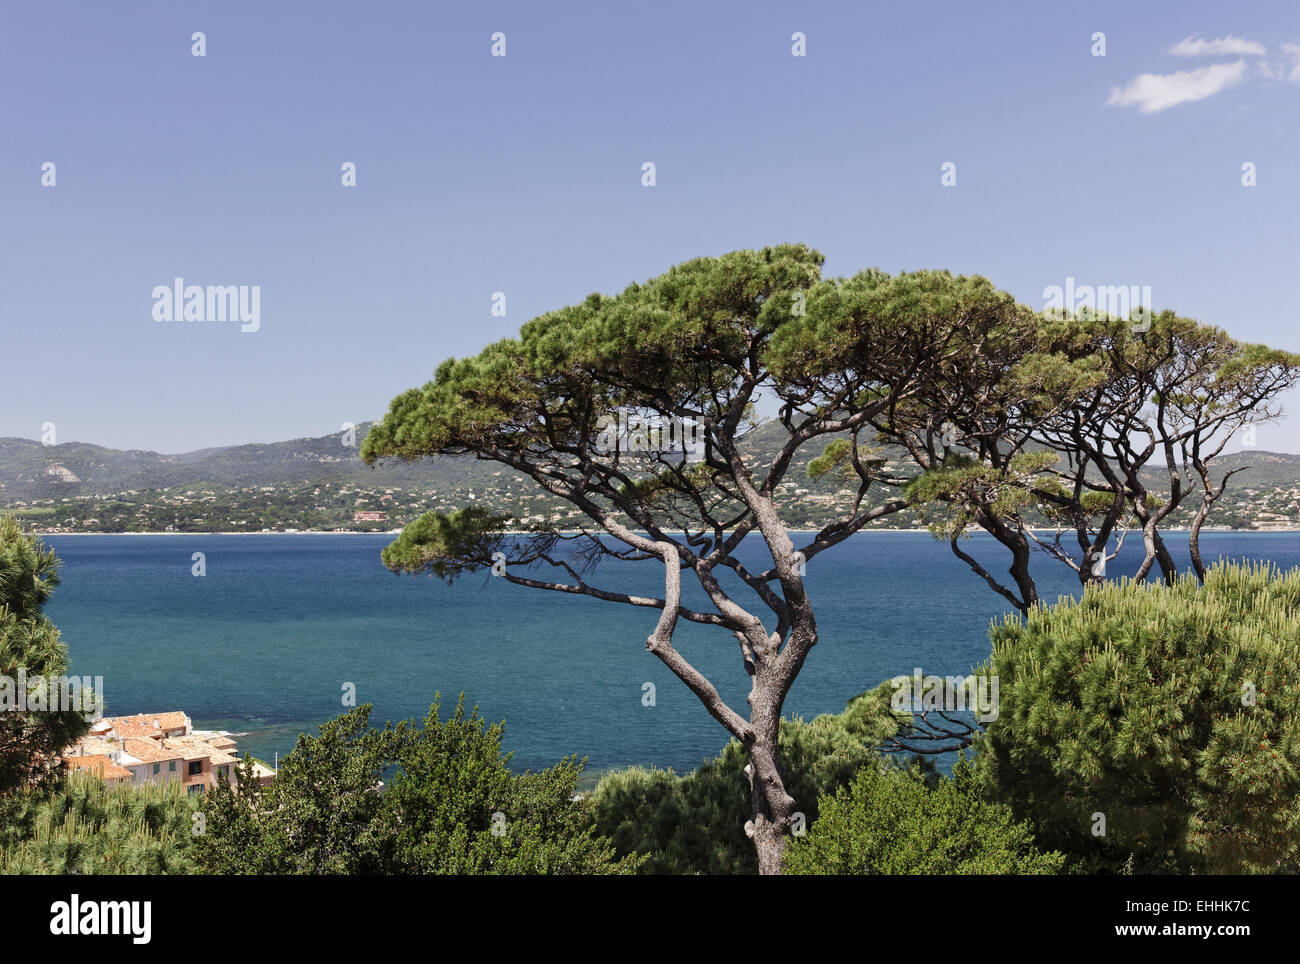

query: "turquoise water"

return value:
[44, 531, 1300, 778]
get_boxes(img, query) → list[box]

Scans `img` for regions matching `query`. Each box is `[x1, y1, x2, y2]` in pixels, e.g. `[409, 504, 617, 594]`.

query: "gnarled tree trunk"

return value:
[743, 684, 798, 874]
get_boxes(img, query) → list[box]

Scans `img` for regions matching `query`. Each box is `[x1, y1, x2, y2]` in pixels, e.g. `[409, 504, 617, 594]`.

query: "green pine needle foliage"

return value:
[0, 770, 198, 874]
[784, 758, 1065, 875]
[0, 515, 91, 796]
[974, 560, 1300, 874]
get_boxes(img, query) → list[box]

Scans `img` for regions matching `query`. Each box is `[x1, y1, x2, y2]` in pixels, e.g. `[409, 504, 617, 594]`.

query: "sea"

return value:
[42, 531, 1300, 782]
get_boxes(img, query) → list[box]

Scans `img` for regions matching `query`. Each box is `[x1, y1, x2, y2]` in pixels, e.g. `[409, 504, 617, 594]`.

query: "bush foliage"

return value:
[192, 697, 640, 875]
[0, 770, 197, 874]
[0, 516, 90, 797]
[974, 561, 1300, 874]
[784, 758, 1065, 875]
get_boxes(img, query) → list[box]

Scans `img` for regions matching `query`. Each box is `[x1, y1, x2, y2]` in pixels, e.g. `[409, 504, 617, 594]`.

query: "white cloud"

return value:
[1169, 35, 1266, 57]
[1107, 60, 1248, 113]
[1282, 42, 1300, 82]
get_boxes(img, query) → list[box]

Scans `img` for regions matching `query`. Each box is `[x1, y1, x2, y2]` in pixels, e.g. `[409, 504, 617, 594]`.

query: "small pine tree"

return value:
[975, 561, 1300, 873]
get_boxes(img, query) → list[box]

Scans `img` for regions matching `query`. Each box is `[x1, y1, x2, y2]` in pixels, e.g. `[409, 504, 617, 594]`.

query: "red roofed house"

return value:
[64, 710, 272, 794]
[64, 754, 133, 787]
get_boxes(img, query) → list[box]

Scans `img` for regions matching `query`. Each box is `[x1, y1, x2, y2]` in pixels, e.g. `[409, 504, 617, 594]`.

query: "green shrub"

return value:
[0, 770, 197, 874]
[193, 698, 640, 875]
[381, 697, 639, 874]
[784, 758, 1065, 874]
[974, 561, 1300, 874]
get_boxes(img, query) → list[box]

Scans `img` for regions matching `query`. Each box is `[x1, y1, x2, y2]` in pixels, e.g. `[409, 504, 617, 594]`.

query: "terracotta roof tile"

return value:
[123, 738, 185, 764]
[100, 712, 190, 738]
[65, 755, 133, 781]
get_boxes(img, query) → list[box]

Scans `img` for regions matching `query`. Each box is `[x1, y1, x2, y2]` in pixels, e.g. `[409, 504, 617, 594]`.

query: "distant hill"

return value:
[726, 423, 1300, 503]
[2, 421, 1298, 532]
[4, 421, 1299, 503]
[0, 424, 493, 502]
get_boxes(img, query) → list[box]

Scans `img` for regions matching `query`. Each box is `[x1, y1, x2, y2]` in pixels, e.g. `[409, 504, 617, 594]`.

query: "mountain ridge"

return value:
[3, 423, 1300, 533]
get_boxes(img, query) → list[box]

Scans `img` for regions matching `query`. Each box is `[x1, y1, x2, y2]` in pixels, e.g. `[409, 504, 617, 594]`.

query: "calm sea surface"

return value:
[43, 531, 1300, 779]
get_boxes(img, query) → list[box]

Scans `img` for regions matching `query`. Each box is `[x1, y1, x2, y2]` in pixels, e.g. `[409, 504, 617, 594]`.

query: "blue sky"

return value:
[3, 0, 1299, 453]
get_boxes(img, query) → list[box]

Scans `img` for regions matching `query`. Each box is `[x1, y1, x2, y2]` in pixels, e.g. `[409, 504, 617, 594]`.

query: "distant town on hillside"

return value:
[3, 422, 1299, 534]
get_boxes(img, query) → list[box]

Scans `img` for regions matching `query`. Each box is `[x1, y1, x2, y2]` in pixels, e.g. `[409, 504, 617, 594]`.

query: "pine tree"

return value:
[0, 515, 90, 797]
[0, 770, 197, 874]
[976, 561, 1300, 873]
